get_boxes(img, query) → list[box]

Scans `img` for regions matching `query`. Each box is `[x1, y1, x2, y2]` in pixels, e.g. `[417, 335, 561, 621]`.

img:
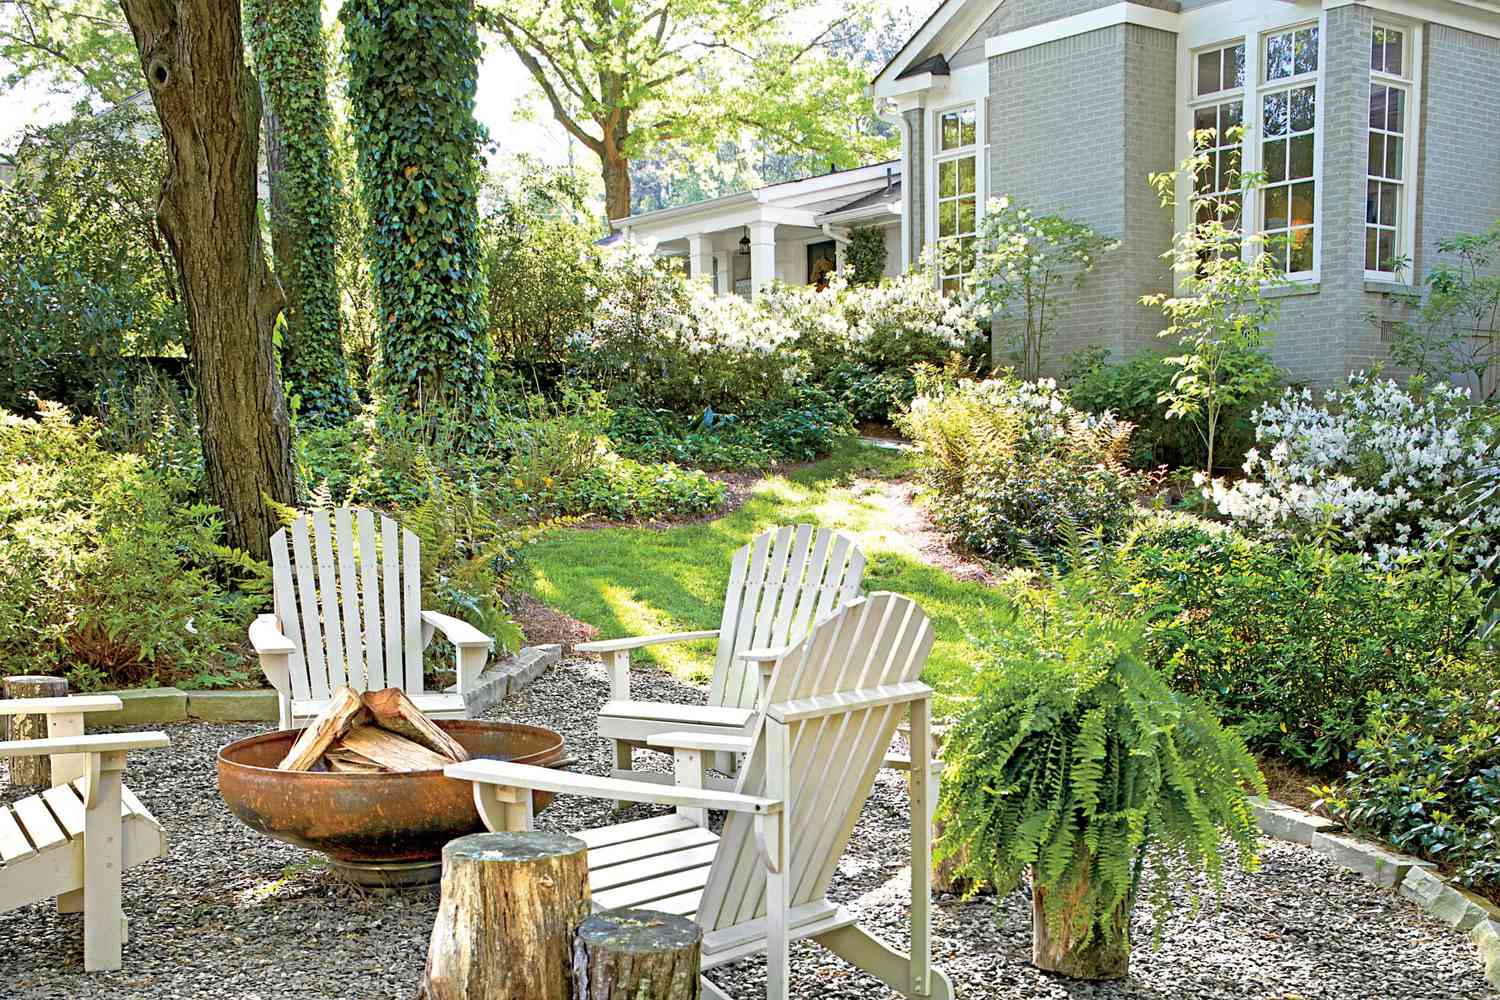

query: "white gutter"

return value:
[821, 224, 850, 246]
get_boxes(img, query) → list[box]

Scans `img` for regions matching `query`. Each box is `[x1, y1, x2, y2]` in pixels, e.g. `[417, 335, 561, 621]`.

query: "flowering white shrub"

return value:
[1206, 373, 1500, 568]
[761, 268, 981, 361]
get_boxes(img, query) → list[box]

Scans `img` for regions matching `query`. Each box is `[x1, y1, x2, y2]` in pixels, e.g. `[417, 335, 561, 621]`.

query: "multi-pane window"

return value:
[1260, 25, 1319, 274]
[1192, 43, 1246, 257]
[1367, 25, 1410, 275]
[935, 105, 977, 294]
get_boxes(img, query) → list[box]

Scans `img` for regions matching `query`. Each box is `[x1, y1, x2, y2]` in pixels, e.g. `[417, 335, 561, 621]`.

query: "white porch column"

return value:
[687, 234, 714, 285]
[749, 221, 777, 300]
[835, 238, 847, 275]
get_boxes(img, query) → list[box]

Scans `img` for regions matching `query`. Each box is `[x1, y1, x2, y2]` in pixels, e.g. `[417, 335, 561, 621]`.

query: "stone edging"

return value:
[1252, 798, 1500, 988]
[84, 644, 565, 726]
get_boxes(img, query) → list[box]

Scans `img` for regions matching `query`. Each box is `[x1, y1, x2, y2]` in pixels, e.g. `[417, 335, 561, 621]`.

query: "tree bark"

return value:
[1031, 880, 1130, 980]
[1, 675, 68, 788]
[601, 127, 632, 222]
[119, 0, 296, 564]
[573, 909, 702, 1000]
[421, 831, 591, 1000]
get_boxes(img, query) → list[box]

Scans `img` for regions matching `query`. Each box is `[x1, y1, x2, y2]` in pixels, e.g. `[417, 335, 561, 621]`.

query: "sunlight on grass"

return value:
[518, 441, 1005, 715]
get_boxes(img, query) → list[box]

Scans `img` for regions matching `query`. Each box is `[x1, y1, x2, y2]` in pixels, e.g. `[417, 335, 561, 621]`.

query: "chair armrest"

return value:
[576, 630, 720, 655]
[734, 645, 792, 664]
[647, 731, 755, 755]
[420, 610, 492, 649]
[0, 695, 122, 717]
[249, 614, 296, 655]
[0, 731, 170, 759]
[446, 759, 780, 816]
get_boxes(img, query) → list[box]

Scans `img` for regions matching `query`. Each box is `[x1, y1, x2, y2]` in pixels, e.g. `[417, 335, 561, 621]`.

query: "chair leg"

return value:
[812, 924, 955, 1000]
[82, 752, 126, 973]
[700, 976, 733, 1000]
[612, 739, 633, 810]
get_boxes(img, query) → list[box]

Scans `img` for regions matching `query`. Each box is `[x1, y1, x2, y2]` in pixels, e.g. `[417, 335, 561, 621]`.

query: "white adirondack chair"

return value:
[449, 593, 954, 1000]
[0, 695, 169, 972]
[580, 524, 864, 784]
[249, 507, 493, 730]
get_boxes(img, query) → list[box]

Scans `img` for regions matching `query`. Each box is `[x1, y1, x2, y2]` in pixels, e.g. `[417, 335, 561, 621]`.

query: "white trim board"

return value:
[984, 2, 1182, 58]
[1324, 0, 1500, 40]
[872, 0, 1006, 91]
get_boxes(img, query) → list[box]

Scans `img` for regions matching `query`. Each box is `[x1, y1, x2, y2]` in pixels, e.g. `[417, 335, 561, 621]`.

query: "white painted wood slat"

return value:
[269, 530, 310, 702]
[312, 510, 348, 690]
[0, 807, 34, 863]
[381, 517, 404, 693]
[575, 813, 696, 850]
[402, 529, 423, 695]
[358, 509, 385, 691]
[334, 509, 365, 690]
[289, 517, 328, 701]
[12, 795, 65, 851]
[41, 784, 85, 838]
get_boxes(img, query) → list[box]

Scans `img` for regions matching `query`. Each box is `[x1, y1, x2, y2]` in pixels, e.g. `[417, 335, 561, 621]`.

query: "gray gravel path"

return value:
[1, 658, 1490, 998]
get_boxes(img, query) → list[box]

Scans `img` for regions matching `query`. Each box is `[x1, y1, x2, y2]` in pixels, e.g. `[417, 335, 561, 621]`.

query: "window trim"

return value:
[1254, 20, 1324, 280]
[1188, 39, 1248, 262]
[1365, 20, 1423, 283]
[928, 99, 982, 292]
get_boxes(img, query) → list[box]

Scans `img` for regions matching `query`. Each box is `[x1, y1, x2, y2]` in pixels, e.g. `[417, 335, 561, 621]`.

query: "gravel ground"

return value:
[1, 658, 1490, 999]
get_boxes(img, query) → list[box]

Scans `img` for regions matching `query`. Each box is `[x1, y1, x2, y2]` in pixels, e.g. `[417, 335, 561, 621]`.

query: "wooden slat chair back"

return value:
[709, 524, 865, 715]
[270, 508, 423, 706]
[699, 591, 935, 932]
[256, 507, 491, 729]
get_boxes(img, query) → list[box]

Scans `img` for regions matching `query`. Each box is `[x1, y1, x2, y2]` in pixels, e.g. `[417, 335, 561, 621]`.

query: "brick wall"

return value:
[986, 24, 1177, 370]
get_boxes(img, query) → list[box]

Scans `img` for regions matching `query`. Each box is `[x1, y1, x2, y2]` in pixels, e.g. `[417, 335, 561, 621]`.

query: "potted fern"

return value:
[935, 558, 1265, 979]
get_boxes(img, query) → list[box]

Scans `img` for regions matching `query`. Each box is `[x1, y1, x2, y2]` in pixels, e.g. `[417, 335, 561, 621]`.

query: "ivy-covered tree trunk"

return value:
[120, 0, 296, 564]
[342, 0, 491, 435]
[246, 0, 355, 426]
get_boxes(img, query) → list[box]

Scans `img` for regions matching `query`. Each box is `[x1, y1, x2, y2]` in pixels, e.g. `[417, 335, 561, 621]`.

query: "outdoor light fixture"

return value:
[738, 228, 751, 255]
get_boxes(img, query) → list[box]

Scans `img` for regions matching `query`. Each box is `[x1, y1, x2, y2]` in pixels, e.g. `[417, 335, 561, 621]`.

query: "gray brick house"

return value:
[872, 0, 1500, 385]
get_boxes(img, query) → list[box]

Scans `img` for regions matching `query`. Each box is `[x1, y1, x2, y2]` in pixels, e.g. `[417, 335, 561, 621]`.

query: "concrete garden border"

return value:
[84, 644, 564, 726]
[1251, 798, 1500, 988]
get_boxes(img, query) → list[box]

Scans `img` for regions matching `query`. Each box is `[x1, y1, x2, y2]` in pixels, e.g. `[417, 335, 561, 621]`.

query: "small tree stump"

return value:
[573, 909, 702, 1000]
[1030, 881, 1130, 980]
[2, 675, 68, 788]
[421, 831, 590, 1000]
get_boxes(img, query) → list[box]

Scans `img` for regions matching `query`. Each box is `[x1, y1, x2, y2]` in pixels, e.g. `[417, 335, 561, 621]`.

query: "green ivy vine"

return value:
[341, 0, 491, 436]
[847, 225, 888, 285]
[245, 0, 355, 426]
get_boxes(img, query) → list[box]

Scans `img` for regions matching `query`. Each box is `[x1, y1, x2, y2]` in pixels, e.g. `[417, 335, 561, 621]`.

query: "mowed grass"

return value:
[516, 442, 1011, 714]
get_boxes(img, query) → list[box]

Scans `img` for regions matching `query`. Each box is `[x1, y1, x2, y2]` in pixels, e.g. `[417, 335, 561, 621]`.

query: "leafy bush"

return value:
[0, 105, 185, 415]
[1121, 512, 1486, 769]
[937, 556, 1263, 962]
[1063, 348, 1283, 471]
[1316, 684, 1500, 890]
[0, 406, 261, 690]
[1207, 374, 1500, 570]
[900, 373, 1143, 564]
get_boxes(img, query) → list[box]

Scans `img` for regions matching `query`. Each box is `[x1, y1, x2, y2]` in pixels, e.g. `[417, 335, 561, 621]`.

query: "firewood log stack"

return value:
[277, 686, 472, 772]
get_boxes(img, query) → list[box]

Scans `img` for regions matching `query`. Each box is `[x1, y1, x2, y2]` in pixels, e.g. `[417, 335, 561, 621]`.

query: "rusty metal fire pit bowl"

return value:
[217, 720, 566, 888]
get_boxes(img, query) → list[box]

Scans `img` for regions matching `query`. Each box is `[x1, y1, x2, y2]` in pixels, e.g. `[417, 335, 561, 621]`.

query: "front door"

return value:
[806, 240, 837, 290]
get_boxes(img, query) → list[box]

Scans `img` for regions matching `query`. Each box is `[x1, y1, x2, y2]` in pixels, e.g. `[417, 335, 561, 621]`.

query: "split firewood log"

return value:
[278, 686, 368, 770]
[338, 726, 453, 772]
[362, 688, 470, 762]
[325, 747, 386, 774]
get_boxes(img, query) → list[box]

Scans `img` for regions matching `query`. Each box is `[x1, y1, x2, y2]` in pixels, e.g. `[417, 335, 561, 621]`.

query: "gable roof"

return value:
[872, 0, 1005, 92]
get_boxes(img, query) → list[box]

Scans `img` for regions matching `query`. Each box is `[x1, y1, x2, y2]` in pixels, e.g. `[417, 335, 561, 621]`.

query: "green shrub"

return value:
[542, 456, 726, 521]
[899, 373, 1143, 564]
[937, 557, 1263, 959]
[1062, 348, 1283, 471]
[610, 386, 853, 471]
[0, 406, 261, 690]
[1316, 684, 1500, 890]
[1121, 512, 1486, 769]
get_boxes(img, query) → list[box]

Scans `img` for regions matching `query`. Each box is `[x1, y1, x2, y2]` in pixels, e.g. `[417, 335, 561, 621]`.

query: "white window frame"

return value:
[1366, 19, 1423, 282]
[1188, 39, 1248, 260]
[929, 100, 981, 293]
[1254, 20, 1323, 280]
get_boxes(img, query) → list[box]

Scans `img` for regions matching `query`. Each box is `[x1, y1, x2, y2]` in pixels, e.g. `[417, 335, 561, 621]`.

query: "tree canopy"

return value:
[480, 0, 896, 219]
[1, 0, 140, 105]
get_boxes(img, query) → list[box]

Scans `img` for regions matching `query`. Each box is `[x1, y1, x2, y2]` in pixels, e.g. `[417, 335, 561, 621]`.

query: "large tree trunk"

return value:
[601, 135, 632, 222]
[120, 0, 296, 563]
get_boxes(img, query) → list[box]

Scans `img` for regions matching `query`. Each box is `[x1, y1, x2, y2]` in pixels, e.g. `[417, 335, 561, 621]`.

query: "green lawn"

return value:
[517, 441, 1011, 714]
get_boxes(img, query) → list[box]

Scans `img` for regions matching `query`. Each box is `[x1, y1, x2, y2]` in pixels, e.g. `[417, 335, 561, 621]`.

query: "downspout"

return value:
[820, 224, 850, 246]
[876, 100, 911, 271]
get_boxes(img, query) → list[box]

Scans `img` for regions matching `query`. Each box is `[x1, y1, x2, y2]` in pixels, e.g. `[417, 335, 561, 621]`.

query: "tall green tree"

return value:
[1, 0, 138, 104]
[118, 0, 297, 562]
[342, 0, 491, 433]
[481, 0, 892, 220]
[245, 0, 355, 425]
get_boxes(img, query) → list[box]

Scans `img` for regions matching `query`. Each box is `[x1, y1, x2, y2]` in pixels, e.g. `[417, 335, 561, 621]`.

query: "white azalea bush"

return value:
[899, 372, 1143, 564]
[1206, 374, 1500, 568]
[764, 268, 985, 422]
